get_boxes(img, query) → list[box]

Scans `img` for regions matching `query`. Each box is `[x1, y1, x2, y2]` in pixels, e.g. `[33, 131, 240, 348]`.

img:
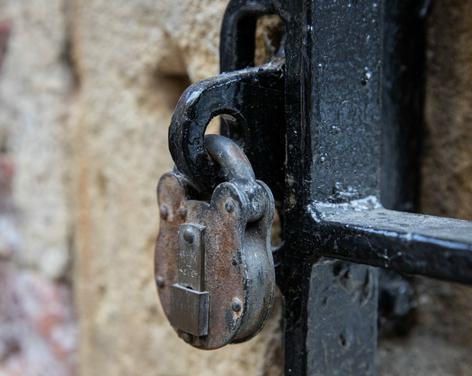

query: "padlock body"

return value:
[155, 172, 275, 349]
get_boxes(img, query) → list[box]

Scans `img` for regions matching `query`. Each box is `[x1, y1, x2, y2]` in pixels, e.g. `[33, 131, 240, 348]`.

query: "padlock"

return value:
[155, 134, 275, 349]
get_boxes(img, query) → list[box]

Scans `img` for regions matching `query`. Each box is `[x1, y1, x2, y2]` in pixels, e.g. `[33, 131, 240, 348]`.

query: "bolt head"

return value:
[225, 199, 235, 213]
[231, 297, 242, 313]
[177, 207, 187, 219]
[156, 276, 165, 288]
[180, 332, 192, 343]
[183, 228, 194, 243]
[160, 204, 169, 220]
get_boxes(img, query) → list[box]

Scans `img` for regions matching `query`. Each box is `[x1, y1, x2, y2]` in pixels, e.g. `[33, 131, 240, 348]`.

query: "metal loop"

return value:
[205, 134, 269, 223]
[204, 134, 255, 183]
[168, 62, 284, 194]
[220, 0, 278, 72]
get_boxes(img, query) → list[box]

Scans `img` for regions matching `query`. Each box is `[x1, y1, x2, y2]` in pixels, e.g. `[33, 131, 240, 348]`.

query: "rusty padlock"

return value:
[155, 134, 275, 349]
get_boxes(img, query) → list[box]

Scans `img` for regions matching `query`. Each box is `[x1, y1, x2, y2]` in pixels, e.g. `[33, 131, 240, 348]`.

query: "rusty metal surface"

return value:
[155, 136, 275, 349]
[176, 223, 206, 291]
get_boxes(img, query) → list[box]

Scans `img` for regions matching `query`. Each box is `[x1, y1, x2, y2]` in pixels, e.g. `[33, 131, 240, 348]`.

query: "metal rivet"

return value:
[156, 276, 165, 288]
[183, 228, 194, 243]
[231, 297, 242, 312]
[160, 204, 169, 220]
[180, 332, 192, 343]
[178, 207, 187, 219]
[225, 199, 235, 213]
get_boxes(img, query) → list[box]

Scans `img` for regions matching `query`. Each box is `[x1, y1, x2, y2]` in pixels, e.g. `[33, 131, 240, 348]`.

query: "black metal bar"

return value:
[307, 259, 378, 375]
[378, 0, 426, 331]
[381, 0, 425, 212]
[279, 1, 383, 374]
[309, 205, 472, 284]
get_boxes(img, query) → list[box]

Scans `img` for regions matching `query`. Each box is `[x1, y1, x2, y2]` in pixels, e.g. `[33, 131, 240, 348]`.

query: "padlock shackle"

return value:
[206, 134, 269, 222]
[204, 135, 255, 183]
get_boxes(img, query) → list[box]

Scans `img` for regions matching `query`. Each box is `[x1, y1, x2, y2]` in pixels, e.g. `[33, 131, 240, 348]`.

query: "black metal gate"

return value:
[221, 1, 471, 374]
[160, 1, 472, 374]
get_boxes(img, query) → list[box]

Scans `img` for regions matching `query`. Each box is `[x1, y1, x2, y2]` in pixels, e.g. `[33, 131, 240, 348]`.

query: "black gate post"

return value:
[280, 1, 382, 374]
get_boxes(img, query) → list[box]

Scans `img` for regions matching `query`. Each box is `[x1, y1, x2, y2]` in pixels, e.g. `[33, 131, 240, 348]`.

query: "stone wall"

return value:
[0, 0, 72, 280]
[0, 1, 76, 374]
[0, 0, 470, 375]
